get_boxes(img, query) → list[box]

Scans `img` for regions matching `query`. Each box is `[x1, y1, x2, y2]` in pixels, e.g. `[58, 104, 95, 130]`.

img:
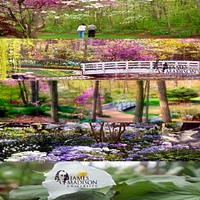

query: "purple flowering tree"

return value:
[91, 39, 156, 62]
[75, 84, 104, 120]
[75, 86, 104, 106]
[0, 0, 61, 38]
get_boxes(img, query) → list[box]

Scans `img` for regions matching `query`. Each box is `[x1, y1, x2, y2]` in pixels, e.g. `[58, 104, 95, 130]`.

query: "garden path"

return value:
[100, 109, 133, 122]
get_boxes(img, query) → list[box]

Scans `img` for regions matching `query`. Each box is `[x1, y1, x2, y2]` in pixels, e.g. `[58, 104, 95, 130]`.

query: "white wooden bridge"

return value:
[8, 60, 200, 81]
[117, 100, 136, 111]
[102, 101, 136, 112]
[81, 61, 200, 75]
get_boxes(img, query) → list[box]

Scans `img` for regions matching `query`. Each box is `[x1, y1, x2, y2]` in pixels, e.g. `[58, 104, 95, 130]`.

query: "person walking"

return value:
[88, 24, 96, 37]
[77, 24, 86, 38]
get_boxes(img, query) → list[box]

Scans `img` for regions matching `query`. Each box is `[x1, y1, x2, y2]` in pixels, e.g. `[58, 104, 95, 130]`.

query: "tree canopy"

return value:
[0, 0, 199, 38]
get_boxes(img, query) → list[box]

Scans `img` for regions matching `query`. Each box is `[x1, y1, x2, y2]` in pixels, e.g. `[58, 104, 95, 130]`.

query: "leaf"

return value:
[136, 190, 200, 200]
[9, 185, 48, 200]
[113, 175, 200, 200]
[54, 189, 115, 200]
[91, 186, 113, 195]
[126, 175, 193, 187]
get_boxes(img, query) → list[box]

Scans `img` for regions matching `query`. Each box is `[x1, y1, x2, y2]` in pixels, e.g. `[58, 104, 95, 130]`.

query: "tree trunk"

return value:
[18, 81, 28, 105]
[49, 80, 59, 123]
[84, 39, 88, 61]
[30, 81, 38, 103]
[91, 81, 99, 122]
[97, 91, 103, 117]
[145, 80, 150, 123]
[157, 80, 172, 122]
[30, 80, 39, 115]
[134, 80, 144, 122]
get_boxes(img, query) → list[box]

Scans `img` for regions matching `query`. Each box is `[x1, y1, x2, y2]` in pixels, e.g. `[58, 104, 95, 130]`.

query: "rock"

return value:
[161, 141, 172, 147]
[161, 127, 200, 146]
[150, 116, 163, 123]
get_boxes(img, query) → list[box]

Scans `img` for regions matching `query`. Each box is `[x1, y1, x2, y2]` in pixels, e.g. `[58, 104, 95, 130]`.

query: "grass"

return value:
[38, 32, 139, 39]
[21, 69, 75, 77]
[124, 98, 200, 119]
[144, 98, 160, 106]
[125, 106, 160, 118]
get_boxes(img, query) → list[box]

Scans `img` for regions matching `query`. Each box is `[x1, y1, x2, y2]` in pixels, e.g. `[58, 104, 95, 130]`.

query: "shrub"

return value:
[21, 105, 49, 116]
[0, 107, 7, 117]
[103, 89, 113, 103]
[167, 87, 198, 102]
[150, 29, 174, 36]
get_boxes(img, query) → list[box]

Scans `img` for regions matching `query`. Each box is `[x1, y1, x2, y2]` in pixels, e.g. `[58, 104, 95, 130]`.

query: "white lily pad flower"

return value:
[42, 162, 116, 200]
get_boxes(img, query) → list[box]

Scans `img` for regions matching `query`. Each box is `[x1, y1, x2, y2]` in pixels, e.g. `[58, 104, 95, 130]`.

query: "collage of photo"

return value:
[0, 0, 200, 200]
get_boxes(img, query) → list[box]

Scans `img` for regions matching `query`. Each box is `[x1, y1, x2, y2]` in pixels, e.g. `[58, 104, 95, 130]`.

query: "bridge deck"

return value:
[7, 60, 200, 81]
[81, 61, 200, 75]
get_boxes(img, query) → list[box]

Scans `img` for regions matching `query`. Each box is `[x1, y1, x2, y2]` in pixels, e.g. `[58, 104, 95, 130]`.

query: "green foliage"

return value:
[167, 87, 199, 102]
[145, 98, 160, 106]
[21, 69, 74, 77]
[174, 30, 192, 38]
[38, 32, 139, 39]
[21, 59, 82, 70]
[9, 185, 48, 200]
[114, 175, 200, 200]
[150, 29, 174, 36]
[8, 174, 200, 200]
[37, 0, 200, 38]
[0, 107, 7, 117]
[58, 105, 77, 113]
[19, 105, 50, 116]
[146, 148, 200, 161]
[170, 112, 180, 119]
[0, 82, 20, 102]
[103, 90, 113, 103]
[9, 186, 115, 200]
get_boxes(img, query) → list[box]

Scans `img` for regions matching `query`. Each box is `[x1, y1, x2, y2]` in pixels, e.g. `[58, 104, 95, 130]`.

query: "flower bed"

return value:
[1, 122, 200, 162]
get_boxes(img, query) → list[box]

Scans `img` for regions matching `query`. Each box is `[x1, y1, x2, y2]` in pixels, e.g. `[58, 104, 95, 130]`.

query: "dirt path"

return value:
[2, 110, 134, 123]
[99, 110, 134, 122]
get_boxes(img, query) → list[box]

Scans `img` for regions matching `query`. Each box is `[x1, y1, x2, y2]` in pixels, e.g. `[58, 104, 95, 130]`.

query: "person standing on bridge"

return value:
[153, 59, 160, 70]
[77, 23, 86, 38]
[162, 62, 168, 73]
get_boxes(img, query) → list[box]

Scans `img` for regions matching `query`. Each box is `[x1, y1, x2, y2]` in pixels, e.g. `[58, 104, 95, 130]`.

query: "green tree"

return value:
[0, 40, 8, 80]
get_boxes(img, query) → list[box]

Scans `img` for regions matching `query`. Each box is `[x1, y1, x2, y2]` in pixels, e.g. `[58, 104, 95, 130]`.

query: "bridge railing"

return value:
[81, 61, 200, 75]
[117, 100, 136, 111]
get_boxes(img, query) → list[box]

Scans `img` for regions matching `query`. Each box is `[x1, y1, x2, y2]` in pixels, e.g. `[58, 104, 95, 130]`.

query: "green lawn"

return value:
[38, 32, 139, 39]
[124, 97, 200, 118]
[21, 69, 76, 77]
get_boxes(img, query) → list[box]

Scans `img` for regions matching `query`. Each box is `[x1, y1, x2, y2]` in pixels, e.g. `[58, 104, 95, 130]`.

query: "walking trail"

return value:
[99, 109, 134, 122]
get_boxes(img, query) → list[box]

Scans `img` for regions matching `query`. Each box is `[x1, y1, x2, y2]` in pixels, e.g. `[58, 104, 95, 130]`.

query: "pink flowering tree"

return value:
[0, 0, 65, 38]
[0, 0, 118, 38]
[91, 39, 156, 62]
[75, 86, 104, 106]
